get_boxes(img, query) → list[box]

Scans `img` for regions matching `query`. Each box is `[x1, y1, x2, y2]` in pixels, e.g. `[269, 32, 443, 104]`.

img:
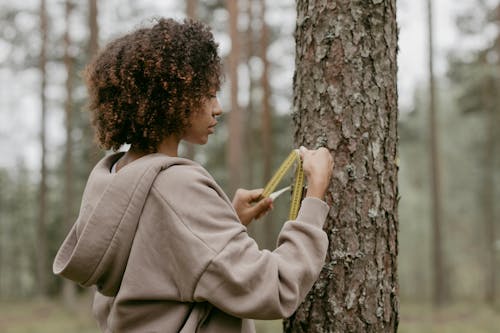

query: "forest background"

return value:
[0, 0, 499, 332]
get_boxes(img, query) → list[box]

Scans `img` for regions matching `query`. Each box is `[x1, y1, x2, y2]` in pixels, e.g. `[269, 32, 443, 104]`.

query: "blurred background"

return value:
[0, 0, 499, 332]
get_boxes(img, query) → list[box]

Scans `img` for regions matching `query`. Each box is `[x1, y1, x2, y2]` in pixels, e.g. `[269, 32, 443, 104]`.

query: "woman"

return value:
[53, 18, 333, 333]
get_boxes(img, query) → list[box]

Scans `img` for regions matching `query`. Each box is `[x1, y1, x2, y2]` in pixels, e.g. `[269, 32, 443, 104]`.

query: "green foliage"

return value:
[0, 162, 37, 298]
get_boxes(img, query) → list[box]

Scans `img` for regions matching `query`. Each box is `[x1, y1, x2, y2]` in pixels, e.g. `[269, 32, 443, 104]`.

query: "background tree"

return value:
[447, 0, 500, 306]
[259, 0, 272, 193]
[62, 0, 76, 307]
[184, 0, 198, 160]
[37, 0, 49, 297]
[258, 0, 274, 248]
[427, 0, 446, 307]
[226, 0, 243, 195]
[85, 0, 101, 167]
[284, 1, 399, 331]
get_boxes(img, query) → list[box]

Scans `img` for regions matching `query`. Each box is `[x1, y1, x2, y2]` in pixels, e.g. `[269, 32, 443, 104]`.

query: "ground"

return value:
[0, 296, 498, 332]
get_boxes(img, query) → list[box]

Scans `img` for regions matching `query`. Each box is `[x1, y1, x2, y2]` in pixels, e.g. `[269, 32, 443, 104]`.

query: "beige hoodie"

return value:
[53, 152, 329, 333]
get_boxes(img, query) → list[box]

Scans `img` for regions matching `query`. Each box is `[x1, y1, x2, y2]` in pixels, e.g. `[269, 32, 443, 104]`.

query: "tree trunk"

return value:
[245, 0, 256, 188]
[259, 0, 274, 249]
[88, 0, 98, 58]
[260, 0, 272, 189]
[227, 0, 243, 195]
[483, 75, 496, 305]
[37, 0, 49, 297]
[86, 0, 101, 167]
[284, 1, 399, 331]
[186, 0, 197, 19]
[62, 0, 76, 307]
[427, 0, 446, 307]
[185, 0, 197, 160]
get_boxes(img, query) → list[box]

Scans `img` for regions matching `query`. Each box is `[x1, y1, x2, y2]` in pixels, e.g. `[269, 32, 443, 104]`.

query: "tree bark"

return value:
[427, 0, 446, 307]
[284, 1, 399, 331]
[227, 0, 243, 195]
[62, 0, 76, 307]
[37, 0, 49, 297]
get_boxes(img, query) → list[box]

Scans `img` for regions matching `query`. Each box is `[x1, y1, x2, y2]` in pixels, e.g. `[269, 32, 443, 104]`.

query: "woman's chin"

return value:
[185, 137, 208, 145]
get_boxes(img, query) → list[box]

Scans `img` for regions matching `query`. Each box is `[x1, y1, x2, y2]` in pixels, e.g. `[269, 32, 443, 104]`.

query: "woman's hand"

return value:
[299, 146, 334, 200]
[232, 188, 273, 226]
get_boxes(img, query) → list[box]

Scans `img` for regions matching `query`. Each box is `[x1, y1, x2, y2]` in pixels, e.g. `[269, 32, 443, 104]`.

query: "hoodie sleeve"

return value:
[194, 197, 329, 320]
[154, 165, 329, 320]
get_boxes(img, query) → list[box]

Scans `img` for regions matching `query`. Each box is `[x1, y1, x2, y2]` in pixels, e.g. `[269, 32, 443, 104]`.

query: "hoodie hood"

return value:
[53, 152, 196, 297]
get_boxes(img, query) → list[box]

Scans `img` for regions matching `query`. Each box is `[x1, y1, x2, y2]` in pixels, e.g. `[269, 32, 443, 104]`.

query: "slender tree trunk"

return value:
[427, 0, 446, 307]
[260, 0, 272, 186]
[186, 0, 197, 19]
[88, 0, 98, 58]
[484, 75, 496, 305]
[244, 0, 267, 247]
[227, 0, 243, 195]
[185, 0, 197, 160]
[86, 0, 101, 166]
[284, 1, 399, 331]
[62, 0, 76, 307]
[37, 0, 49, 297]
[259, 0, 273, 248]
[245, 0, 256, 188]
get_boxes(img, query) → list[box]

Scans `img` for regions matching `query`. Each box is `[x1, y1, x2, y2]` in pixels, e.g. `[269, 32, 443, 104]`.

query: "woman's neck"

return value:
[116, 136, 180, 171]
[156, 136, 180, 157]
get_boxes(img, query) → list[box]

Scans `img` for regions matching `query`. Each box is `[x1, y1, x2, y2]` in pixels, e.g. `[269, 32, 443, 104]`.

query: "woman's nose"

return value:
[213, 99, 223, 116]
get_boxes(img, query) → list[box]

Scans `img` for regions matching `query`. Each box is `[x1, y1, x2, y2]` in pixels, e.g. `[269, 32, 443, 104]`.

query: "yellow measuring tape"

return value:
[260, 149, 305, 220]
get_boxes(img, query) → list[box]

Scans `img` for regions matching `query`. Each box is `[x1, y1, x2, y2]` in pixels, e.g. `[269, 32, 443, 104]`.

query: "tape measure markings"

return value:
[289, 158, 304, 220]
[261, 149, 304, 220]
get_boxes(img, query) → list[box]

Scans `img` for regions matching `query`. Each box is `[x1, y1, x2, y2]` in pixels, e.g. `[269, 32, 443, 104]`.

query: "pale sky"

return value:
[0, 0, 489, 172]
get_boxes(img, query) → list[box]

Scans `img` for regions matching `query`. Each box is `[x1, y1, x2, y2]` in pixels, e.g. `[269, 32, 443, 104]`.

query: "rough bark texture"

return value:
[284, 0, 399, 331]
[37, 0, 49, 297]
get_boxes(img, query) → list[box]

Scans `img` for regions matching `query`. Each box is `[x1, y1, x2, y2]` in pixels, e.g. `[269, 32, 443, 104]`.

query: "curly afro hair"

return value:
[84, 18, 222, 153]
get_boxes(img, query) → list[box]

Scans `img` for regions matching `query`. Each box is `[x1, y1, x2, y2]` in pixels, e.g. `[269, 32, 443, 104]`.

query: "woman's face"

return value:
[183, 95, 222, 144]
